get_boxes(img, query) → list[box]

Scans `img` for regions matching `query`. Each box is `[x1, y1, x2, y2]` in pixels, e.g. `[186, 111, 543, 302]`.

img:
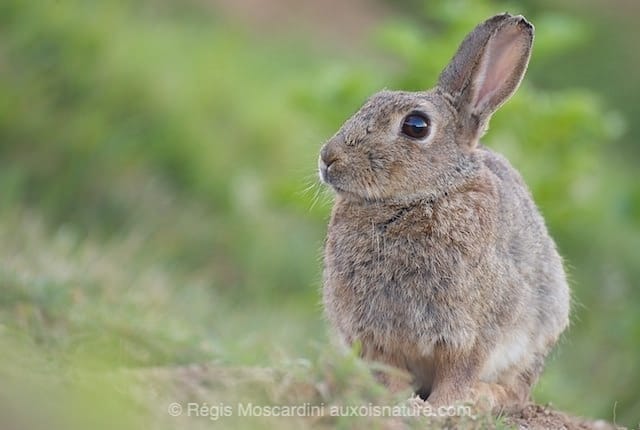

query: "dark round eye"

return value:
[401, 113, 430, 139]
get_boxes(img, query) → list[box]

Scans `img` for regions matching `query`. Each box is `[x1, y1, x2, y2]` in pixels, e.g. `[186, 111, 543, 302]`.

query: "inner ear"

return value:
[471, 23, 532, 116]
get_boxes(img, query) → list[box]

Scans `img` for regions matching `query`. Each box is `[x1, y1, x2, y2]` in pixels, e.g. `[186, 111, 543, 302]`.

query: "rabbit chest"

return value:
[323, 195, 492, 356]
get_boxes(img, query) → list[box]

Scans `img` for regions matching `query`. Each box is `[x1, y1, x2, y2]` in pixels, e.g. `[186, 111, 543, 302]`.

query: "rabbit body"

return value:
[321, 15, 569, 409]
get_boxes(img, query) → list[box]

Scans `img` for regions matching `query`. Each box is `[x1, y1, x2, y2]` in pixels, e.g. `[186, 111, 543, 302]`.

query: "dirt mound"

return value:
[506, 404, 616, 430]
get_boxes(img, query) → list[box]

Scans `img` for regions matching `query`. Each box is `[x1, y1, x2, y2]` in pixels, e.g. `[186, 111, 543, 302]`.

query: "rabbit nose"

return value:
[318, 161, 327, 183]
[320, 145, 339, 168]
[319, 145, 339, 183]
[318, 156, 332, 183]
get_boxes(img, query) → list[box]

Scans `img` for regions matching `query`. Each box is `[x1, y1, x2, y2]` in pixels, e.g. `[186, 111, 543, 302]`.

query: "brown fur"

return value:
[320, 14, 570, 412]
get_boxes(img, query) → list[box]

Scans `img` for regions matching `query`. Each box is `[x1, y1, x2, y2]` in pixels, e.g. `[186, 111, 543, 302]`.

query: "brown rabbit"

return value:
[320, 14, 570, 412]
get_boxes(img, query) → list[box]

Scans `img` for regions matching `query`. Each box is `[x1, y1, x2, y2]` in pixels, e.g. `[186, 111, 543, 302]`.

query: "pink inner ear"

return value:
[473, 26, 526, 112]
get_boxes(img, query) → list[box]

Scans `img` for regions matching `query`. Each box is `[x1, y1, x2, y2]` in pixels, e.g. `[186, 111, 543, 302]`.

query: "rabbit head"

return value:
[319, 14, 533, 202]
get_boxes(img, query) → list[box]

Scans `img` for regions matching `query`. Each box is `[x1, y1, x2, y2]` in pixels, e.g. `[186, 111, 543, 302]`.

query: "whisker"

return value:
[309, 183, 323, 211]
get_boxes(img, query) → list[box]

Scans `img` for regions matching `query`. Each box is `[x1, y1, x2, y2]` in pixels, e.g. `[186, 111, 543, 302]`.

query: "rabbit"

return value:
[319, 13, 570, 412]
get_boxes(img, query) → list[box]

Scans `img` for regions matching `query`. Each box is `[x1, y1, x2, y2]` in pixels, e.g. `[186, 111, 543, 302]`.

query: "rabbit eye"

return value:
[401, 113, 430, 139]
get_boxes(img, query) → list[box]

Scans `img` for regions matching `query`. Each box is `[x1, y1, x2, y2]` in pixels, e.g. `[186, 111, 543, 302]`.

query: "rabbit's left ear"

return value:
[438, 14, 534, 141]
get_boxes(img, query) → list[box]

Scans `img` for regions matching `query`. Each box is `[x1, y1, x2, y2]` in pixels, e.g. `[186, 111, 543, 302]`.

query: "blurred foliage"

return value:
[0, 0, 638, 428]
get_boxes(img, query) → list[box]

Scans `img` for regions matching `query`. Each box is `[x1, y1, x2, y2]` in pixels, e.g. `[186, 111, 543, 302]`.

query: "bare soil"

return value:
[505, 404, 616, 430]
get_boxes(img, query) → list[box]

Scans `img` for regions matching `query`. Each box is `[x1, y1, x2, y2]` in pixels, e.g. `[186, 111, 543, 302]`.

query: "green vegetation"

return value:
[0, 0, 638, 428]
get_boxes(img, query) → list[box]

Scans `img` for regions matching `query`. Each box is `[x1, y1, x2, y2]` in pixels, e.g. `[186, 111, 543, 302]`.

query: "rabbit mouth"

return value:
[320, 173, 345, 193]
[318, 157, 384, 199]
[318, 157, 340, 189]
[318, 167, 349, 194]
[318, 163, 329, 184]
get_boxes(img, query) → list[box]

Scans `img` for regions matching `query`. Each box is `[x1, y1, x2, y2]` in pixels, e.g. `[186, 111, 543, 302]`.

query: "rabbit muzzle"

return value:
[318, 139, 342, 185]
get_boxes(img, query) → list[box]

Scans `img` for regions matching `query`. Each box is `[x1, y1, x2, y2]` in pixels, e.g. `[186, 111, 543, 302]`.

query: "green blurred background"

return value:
[0, 0, 638, 428]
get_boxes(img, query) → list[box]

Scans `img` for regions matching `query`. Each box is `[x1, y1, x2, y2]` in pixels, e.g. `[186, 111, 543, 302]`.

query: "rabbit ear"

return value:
[438, 14, 534, 143]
